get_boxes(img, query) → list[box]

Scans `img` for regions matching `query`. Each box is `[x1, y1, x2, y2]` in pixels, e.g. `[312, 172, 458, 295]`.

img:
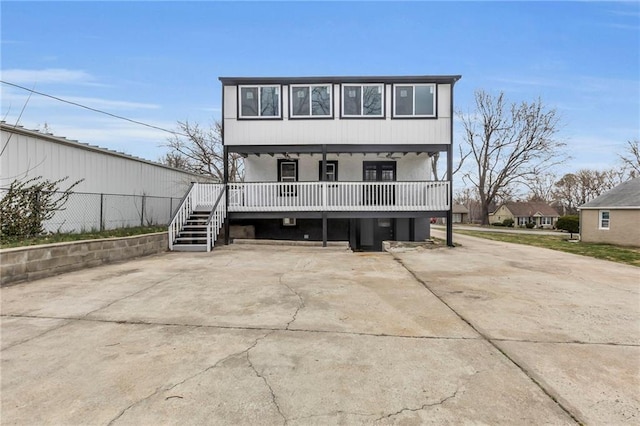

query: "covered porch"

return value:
[223, 143, 454, 248]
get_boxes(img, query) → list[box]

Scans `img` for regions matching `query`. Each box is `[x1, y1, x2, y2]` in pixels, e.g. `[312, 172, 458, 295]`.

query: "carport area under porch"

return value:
[227, 211, 446, 252]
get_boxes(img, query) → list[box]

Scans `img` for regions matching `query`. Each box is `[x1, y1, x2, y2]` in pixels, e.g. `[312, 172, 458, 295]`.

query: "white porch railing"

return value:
[227, 181, 450, 212]
[193, 182, 226, 209]
[168, 182, 225, 250]
[206, 187, 226, 252]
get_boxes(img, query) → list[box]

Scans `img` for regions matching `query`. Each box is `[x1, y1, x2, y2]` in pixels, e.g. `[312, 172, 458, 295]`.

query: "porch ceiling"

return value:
[227, 144, 449, 157]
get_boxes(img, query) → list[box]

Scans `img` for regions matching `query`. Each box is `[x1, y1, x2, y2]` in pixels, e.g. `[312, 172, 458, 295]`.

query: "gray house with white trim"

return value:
[579, 178, 640, 247]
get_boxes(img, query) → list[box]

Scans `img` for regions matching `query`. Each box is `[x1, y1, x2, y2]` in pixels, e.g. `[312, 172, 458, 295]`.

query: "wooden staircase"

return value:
[171, 209, 211, 252]
[168, 183, 227, 252]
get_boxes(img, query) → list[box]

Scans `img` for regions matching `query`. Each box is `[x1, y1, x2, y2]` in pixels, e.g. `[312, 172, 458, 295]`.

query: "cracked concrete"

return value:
[1, 241, 637, 424]
[280, 274, 306, 331]
[374, 387, 461, 422]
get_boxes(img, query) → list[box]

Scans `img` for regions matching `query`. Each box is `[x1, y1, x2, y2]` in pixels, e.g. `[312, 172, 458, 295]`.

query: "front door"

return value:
[362, 161, 396, 206]
[362, 161, 396, 250]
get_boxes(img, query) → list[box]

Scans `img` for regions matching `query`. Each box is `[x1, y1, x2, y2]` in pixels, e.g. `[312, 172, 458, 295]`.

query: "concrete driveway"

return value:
[1, 235, 638, 425]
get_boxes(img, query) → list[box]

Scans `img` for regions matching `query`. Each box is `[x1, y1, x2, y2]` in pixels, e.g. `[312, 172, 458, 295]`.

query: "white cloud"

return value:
[1, 68, 95, 84]
[200, 106, 222, 113]
[1, 88, 159, 111]
[64, 96, 160, 110]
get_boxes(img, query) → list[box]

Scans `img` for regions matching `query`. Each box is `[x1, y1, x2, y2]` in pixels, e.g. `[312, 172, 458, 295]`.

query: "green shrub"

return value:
[525, 222, 535, 229]
[502, 218, 514, 227]
[0, 176, 82, 242]
[491, 222, 504, 227]
[556, 215, 580, 238]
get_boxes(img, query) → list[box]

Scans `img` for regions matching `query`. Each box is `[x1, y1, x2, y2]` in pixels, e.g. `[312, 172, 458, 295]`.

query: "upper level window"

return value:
[599, 210, 610, 229]
[239, 85, 280, 118]
[394, 84, 436, 117]
[342, 84, 383, 117]
[291, 84, 332, 117]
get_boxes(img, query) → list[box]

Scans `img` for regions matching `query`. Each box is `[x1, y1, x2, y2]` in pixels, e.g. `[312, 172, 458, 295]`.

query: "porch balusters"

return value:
[224, 181, 449, 212]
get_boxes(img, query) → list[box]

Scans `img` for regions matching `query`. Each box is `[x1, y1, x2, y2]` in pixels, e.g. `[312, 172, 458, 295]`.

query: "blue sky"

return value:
[2, 1, 639, 177]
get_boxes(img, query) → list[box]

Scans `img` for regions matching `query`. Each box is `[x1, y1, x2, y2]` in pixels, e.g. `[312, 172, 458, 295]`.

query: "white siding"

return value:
[244, 154, 432, 182]
[1, 128, 204, 197]
[223, 84, 452, 146]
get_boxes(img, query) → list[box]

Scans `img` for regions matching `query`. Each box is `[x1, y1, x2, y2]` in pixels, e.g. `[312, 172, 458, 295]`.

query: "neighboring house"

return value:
[579, 178, 640, 247]
[169, 75, 461, 251]
[489, 201, 560, 228]
[452, 204, 469, 223]
[1, 122, 207, 232]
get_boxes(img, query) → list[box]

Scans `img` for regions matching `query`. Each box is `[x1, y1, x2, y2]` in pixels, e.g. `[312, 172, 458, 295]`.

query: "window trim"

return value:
[289, 84, 333, 119]
[340, 83, 385, 119]
[318, 160, 338, 181]
[392, 83, 437, 119]
[238, 84, 282, 119]
[599, 210, 610, 230]
[278, 158, 298, 196]
[282, 218, 297, 227]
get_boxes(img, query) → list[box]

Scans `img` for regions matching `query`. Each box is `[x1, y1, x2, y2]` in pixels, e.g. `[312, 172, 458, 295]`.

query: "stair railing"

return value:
[168, 182, 196, 250]
[205, 186, 227, 252]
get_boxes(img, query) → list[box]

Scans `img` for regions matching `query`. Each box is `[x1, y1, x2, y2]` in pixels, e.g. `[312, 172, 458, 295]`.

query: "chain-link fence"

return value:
[1, 188, 183, 234]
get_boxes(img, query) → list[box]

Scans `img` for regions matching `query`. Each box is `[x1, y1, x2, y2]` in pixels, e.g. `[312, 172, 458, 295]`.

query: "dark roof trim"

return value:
[226, 144, 449, 154]
[219, 75, 462, 85]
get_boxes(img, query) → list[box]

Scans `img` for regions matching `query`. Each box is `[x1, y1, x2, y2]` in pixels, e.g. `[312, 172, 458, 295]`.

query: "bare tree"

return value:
[526, 172, 558, 203]
[458, 90, 566, 225]
[158, 152, 191, 171]
[163, 121, 244, 182]
[553, 168, 623, 214]
[619, 139, 640, 179]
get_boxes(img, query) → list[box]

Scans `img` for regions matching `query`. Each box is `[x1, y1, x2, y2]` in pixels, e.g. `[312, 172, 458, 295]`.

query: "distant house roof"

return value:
[580, 178, 640, 209]
[497, 201, 560, 217]
[452, 204, 469, 214]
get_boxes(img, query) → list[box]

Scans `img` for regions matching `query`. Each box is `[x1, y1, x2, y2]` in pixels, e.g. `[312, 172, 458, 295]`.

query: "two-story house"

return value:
[168, 75, 461, 251]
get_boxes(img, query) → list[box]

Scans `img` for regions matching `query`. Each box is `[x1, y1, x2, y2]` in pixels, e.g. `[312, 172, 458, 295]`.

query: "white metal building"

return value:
[1, 122, 209, 232]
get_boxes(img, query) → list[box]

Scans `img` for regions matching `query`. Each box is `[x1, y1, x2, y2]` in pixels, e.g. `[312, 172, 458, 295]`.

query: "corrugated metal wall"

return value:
[1, 125, 203, 197]
[1, 124, 210, 233]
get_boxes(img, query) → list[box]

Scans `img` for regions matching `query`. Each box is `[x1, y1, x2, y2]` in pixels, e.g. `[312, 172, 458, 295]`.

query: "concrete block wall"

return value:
[0, 233, 168, 286]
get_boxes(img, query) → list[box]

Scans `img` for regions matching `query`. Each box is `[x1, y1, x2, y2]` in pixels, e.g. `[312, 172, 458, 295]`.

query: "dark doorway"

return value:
[362, 161, 396, 206]
[359, 161, 396, 251]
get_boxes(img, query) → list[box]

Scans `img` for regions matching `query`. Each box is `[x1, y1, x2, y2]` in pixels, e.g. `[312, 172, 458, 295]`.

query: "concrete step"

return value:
[175, 237, 208, 243]
[172, 244, 209, 252]
[232, 239, 350, 250]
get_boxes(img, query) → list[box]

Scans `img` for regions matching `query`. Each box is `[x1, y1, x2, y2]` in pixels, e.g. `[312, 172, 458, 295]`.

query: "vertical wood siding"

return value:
[223, 84, 452, 146]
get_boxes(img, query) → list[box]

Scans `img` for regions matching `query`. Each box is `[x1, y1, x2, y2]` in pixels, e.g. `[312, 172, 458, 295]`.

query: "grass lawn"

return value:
[1, 226, 166, 249]
[455, 229, 640, 267]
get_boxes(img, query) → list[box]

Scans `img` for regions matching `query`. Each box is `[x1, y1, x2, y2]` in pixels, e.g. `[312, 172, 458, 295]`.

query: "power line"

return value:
[0, 80, 188, 137]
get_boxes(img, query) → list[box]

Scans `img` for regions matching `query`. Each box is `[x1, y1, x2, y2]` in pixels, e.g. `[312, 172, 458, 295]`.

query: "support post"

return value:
[409, 218, 415, 241]
[349, 218, 357, 250]
[224, 145, 230, 245]
[322, 144, 328, 247]
[100, 193, 105, 232]
[322, 212, 327, 247]
[446, 83, 454, 247]
[140, 194, 146, 227]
